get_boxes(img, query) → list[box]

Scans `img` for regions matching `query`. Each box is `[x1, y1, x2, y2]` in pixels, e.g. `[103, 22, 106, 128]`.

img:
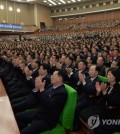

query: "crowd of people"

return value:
[41, 19, 120, 32]
[0, 27, 120, 134]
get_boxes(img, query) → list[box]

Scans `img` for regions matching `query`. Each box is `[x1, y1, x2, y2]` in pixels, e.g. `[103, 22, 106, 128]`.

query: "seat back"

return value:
[98, 75, 108, 83]
[98, 75, 120, 84]
[59, 84, 77, 131]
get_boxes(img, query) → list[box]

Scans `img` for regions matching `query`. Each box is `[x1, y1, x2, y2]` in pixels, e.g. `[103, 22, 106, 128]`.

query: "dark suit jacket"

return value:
[31, 68, 39, 79]
[11, 74, 51, 113]
[98, 65, 106, 76]
[98, 83, 120, 107]
[70, 69, 89, 89]
[27, 73, 51, 89]
[79, 83, 120, 133]
[35, 84, 68, 127]
[77, 76, 100, 96]
[26, 74, 51, 104]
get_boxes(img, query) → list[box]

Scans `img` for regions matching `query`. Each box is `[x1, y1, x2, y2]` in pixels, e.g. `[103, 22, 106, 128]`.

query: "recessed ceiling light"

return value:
[9, 7, 13, 11]
[59, 0, 66, 4]
[58, 2, 61, 4]
[17, 8, 21, 12]
[0, 5, 4, 10]
[44, 0, 47, 2]
[71, 0, 76, 2]
[67, 1, 71, 3]
[49, 3, 52, 6]
[48, 0, 56, 5]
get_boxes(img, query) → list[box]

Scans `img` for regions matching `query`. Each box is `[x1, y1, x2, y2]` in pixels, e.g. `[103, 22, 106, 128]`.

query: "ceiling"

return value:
[9, 0, 94, 7]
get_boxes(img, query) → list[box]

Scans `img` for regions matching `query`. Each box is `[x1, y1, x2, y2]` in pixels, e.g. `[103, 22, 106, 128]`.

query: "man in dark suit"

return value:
[9, 59, 40, 99]
[76, 65, 100, 103]
[73, 65, 100, 131]
[11, 64, 51, 113]
[96, 56, 106, 76]
[15, 70, 68, 134]
[26, 54, 34, 70]
[69, 60, 89, 90]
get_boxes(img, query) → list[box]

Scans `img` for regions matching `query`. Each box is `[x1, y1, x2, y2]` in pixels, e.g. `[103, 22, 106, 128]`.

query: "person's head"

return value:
[39, 53, 44, 59]
[83, 47, 89, 53]
[39, 64, 50, 76]
[87, 56, 93, 64]
[27, 54, 34, 63]
[65, 56, 73, 65]
[107, 68, 120, 84]
[51, 70, 68, 86]
[102, 50, 109, 57]
[31, 59, 40, 69]
[89, 65, 99, 78]
[60, 54, 66, 63]
[78, 60, 87, 71]
[76, 55, 81, 62]
[97, 56, 104, 67]
[113, 49, 119, 57]
[92, 47, 97, 55]
[111, 59, 119, 69]
[52, 54, 59, 62]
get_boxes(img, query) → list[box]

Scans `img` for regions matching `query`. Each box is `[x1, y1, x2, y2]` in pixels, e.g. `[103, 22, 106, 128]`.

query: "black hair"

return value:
[57, 69, 68, 83]
[35, 60, 41, 68]
[41, 63, 51, 73]
[95, 65, 101, 72]
[79, 59, 88, 67]
[112, 59, 120, 68]
[67, 56, 74, 63]
[54, 54, 59, 61]
[107, 68, 120, 83]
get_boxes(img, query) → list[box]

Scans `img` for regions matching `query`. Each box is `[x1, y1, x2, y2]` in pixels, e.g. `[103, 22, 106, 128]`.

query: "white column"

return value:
[14, 2, 16, 24]
[6, 0, 8, 23]
[34, 4, 38, 27]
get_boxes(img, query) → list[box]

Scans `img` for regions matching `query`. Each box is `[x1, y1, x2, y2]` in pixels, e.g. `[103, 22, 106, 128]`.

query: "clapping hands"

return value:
[35, 76, 46, 92]
[95, 82, 107, 95]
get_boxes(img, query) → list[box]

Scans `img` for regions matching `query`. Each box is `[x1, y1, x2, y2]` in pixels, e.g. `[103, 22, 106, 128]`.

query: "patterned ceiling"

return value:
[9, 0, 95, 7]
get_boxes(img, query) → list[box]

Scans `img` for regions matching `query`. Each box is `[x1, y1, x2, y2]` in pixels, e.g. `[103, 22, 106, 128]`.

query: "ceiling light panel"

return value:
[8, 0, 90, 7]
[48, 0, 56, 5]
[59, 0, 66, 4]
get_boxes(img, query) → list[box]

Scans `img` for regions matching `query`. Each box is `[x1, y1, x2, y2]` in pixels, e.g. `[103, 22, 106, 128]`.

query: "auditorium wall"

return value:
[0, 0, 53, 27]
[0, 0, 34, 25]
[37, 4, 53, 28]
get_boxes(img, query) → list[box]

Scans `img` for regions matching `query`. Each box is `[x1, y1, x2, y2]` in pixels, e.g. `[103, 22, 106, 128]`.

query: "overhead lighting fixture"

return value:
[77, 0, 81, 1]
[44, 0, 47, 2]
[58, 2, 61, 5]
[0, 5, 4, 10]
[17, 8, 21, 12]
[71, 0, 76, 2]
[59, 0, 66, 4]
[67, 1, 71, 3]
[9, 7, 13, 11]
[48, 0, 56, 5]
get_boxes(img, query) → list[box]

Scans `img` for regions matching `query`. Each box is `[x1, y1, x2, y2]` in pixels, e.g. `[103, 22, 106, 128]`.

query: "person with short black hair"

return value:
[15, 70, 68, 134]
[80, 68, 120, 133]
[111, 59, 120, 69]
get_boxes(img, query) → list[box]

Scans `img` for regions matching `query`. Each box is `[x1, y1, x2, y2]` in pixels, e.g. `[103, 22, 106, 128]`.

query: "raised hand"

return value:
[24, 67, 32, 77]
[95, 82, 101, 93]
[35, 76, 46, 92]
[79, 73, 86, 83]
[100, 82, 107, 95]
